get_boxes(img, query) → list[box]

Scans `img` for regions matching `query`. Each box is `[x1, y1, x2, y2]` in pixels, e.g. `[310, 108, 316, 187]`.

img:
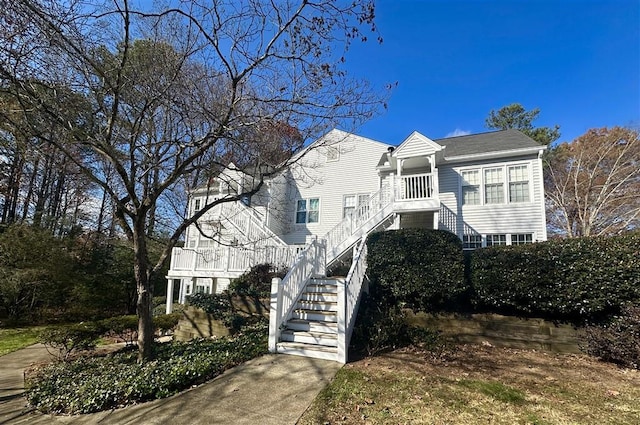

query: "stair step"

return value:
[292, 309, 337, 322]
[300, 292, 338, 302]
[276, 342, 338, 361]
[286, 319, 337, 333]
[309, 277, 343, 286]
[296, 301, 337, 312]
[280, 330, 338, 347]
[306, 284, 339, 294]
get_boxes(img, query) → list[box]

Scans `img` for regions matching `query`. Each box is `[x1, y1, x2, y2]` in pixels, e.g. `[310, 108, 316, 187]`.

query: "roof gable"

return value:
[393, 131, 443, 158]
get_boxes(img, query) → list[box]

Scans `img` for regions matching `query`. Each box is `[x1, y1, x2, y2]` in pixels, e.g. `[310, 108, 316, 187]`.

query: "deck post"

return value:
[165, 279, 174, 314]
[268, 277, 283, 353]
[336, 280, 347, 364]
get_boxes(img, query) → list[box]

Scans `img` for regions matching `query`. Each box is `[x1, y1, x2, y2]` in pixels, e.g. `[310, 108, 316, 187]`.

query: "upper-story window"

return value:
[484, 168, 504, 204]
[343, 193, 370, 218]
[461, 170, 480, 205]
[508, 165, 530, 203]
[460, 163, 531, 206]
[326, 146, 340, 162]
[194, 199, 201, 212]
[295, 198, 319, 224]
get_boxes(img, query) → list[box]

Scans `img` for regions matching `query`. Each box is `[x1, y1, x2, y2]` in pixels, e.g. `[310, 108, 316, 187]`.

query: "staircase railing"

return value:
[324, 184, 393, 265]
[268, 238, 327, 352]
[337, 235, 368, 363]
[218, 201, 287, 246]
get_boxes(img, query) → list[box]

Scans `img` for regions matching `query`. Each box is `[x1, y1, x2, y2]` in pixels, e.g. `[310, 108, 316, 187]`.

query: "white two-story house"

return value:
[166, 128, 547, 362]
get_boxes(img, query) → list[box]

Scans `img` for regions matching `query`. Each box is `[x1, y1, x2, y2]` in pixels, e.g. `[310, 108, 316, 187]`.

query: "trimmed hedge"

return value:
[351, 229, 464, 355]
[366, 229, 467, 311]
[470, 233, 640, 323]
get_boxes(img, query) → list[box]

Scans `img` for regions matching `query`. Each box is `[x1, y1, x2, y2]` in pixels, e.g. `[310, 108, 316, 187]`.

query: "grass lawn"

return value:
[299, 344, 640, 425]
[0, 326, 46, 356]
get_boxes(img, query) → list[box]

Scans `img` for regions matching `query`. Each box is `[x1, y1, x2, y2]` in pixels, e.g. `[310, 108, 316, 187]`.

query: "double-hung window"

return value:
[343, 194, 371, 219]
[461, 170, 480, 205]
[484, 168, 504, 204]
[296, 198, 319, 224]
[508, 165, 530, 203]
[343, 195, 357, 218]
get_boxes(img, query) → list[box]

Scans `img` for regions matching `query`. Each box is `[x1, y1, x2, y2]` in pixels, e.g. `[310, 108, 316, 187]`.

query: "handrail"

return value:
[268, 238, 327, 353]
[170, 245, 299, 273]
[323, 184, 392, 264]
[219, 201, 287, 246]
[337, 235, 368, 363]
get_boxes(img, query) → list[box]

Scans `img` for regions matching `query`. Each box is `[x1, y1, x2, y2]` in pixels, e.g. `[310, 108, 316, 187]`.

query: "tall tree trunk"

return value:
[21, 155, 40, 221]
[133, 220, 154, 362]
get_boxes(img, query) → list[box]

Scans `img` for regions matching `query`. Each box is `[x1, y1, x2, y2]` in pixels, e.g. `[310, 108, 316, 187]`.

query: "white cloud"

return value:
[445, 128, 471, 138]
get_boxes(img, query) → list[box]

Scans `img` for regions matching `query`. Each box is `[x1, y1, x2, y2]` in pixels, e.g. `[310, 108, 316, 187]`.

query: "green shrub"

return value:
[366, 229, 467, 312]
[470, 233, 640, 323]
[99, 315, 138, 345]
[187, 293, 231, 318]
[186, 293, 247, 333]
[26, 322, 268, 414]
[39, 322, 104, 361]
[153, 313, 181, 334]
[582, 304, 640, 369]
[228, 263, 287, 298]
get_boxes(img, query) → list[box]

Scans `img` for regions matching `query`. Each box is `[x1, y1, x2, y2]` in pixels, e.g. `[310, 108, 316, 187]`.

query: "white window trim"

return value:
[294, 197, 320, 224]
[458, 161, 534, 207]
[461, 232, 536, 249]
[326, 145, 340, 162]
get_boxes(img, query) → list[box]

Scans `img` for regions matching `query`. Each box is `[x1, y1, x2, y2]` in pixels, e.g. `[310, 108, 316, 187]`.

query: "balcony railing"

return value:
[398, 173, 435, 200]
[170, 245, 300, 273]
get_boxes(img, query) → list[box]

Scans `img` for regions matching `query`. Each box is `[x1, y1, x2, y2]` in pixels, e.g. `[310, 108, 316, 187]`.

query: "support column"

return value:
[165, 279, 174, 314]
[268, 277, 283, 353]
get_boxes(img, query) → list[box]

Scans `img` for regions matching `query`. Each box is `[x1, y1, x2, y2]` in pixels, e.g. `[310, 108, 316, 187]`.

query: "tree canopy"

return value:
[544, 126, 640, 237]
[486, 103, 560, 145]
[0, 0, 385, 360]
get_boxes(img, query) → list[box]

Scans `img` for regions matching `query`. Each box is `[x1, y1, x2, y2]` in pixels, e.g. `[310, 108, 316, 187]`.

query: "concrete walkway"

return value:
[0, 344, 341, 424]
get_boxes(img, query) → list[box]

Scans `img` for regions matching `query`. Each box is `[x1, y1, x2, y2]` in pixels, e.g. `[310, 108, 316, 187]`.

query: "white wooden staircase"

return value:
[276, 277, 342, 361]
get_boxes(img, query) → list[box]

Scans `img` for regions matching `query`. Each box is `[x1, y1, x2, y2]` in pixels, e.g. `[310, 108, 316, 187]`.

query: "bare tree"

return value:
[0, 0, 384, 360]
[545, 127, 640, 237]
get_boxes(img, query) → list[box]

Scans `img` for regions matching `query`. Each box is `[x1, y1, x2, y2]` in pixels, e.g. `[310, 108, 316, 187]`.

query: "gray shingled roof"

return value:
[434, 129, 542, 157]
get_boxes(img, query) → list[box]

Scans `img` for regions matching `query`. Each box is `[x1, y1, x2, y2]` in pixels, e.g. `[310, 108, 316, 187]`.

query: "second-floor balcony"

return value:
[393, 172, 440, 212]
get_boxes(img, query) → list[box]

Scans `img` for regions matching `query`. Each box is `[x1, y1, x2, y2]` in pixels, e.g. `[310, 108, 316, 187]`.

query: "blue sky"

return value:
[345, 0, 639, 145]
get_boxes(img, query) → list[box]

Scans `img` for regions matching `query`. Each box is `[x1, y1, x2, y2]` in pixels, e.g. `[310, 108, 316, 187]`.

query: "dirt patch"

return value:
[299, 344, 640, 424]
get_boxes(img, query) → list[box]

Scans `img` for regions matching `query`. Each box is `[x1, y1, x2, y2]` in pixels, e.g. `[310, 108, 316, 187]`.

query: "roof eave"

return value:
[443, 145, 546, 162]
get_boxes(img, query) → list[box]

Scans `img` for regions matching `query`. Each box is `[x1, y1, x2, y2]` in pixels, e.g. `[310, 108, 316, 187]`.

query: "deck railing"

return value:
[170, 245, 299, 273]
[269, 238, 327, 352]
[337, 235, 368, 363]
[398, 173, 435, 200]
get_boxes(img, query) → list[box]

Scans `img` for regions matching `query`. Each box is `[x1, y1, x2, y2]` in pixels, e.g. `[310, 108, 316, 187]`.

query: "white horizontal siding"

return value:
[437, 156, 546, 241]
[280, 133, 390, 245]
[395, 134, 439, 158]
